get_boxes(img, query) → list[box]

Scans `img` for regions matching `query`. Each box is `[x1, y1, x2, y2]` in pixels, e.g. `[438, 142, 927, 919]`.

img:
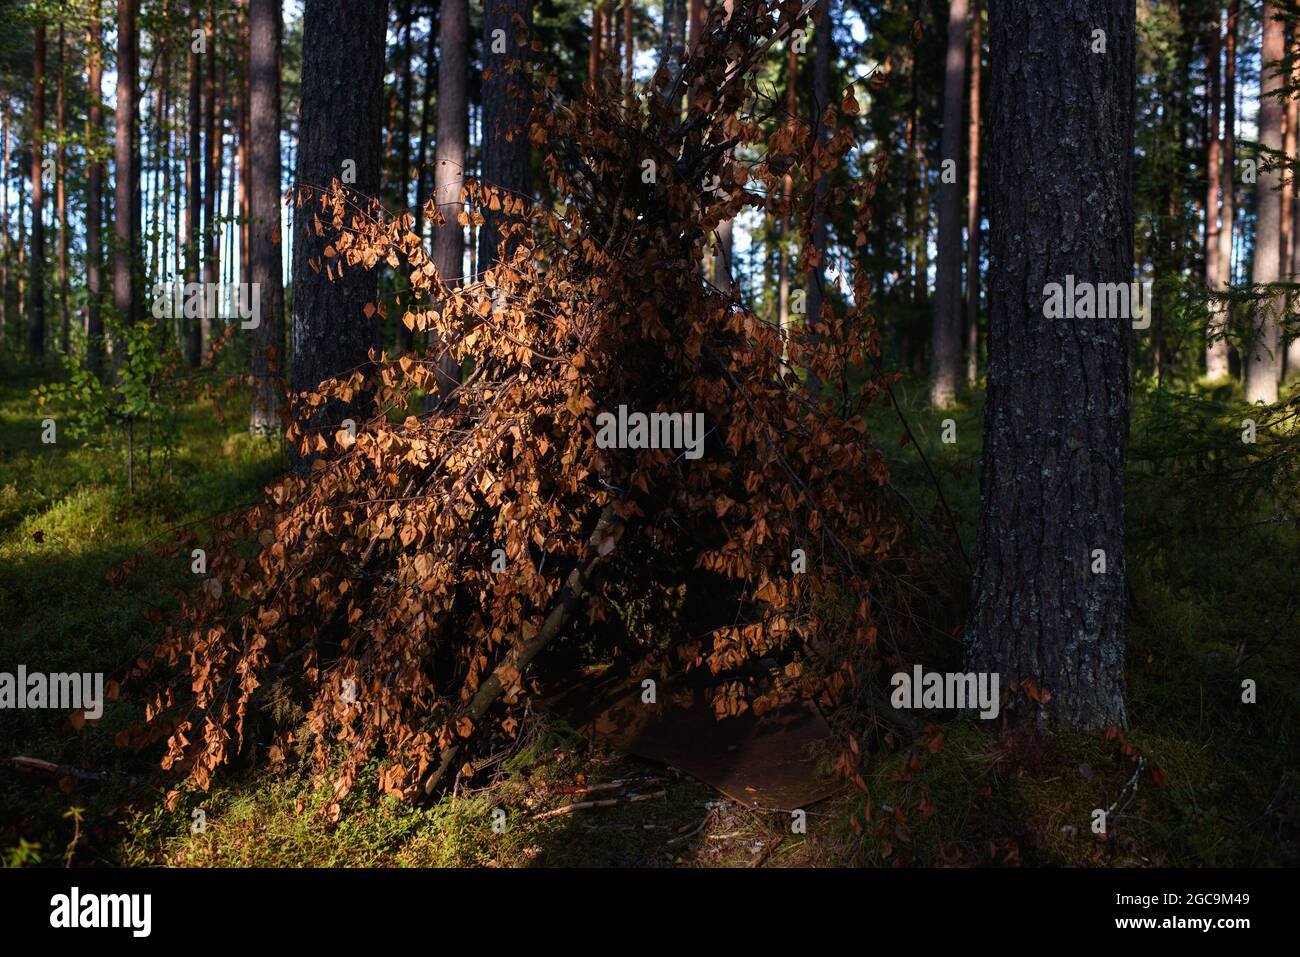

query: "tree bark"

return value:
[804, 0, 831, 399]
[56, 25, 69, 354]
[413, 4, 437, 246]
[930, 0, 968, 407]
[1208, 1, 1237, 381]
[659, 0, 686, 118]
[1203, 7, 1221, 381]
[113, 0, 141, 368]
[28, 21, 45, 360]
[249, 0, 283, 435]
[429, 0, 468, 397]
[480, 0, 533, 275]
[1245, 1, 1284, 404]
[290, 0, 388, 471]
[184, 1, 203, 366]
[203, 0, 218, 352]
[967, 0, 1134, 729]
[965, 0, 981, 387]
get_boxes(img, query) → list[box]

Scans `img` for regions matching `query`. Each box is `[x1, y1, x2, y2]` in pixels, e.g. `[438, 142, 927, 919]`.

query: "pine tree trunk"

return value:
[804, 0, 831, 399]
[965, 0, 981, 386]
[1208, 1, 1237, 381]
[56, 25, 69, 354]
[414, 3, 437, 245]
[202, 0, 218, 352]
[967, 0, 1134, 730]
[290, 0, 388, 470]
[429, 0, 468, 397]
[28, 21, 45, 360]
[480, 0, 533, 275]
[1204, 8, 1221, 379]
[114, 0, 141, 371]
[1245, 1, 1284, 404]
[185, 1, 203, 366]
[249, 0, 283, 435]
[930, 0, 968, 407]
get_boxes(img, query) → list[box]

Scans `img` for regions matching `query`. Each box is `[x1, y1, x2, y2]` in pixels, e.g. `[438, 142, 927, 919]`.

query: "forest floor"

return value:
[1, 364, 1296, 867]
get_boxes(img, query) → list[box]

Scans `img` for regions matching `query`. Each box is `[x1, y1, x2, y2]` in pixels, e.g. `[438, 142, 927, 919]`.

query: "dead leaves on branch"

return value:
[132, 0, 901, 811]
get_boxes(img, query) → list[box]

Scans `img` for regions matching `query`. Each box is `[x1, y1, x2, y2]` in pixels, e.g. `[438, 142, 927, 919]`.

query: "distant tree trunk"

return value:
[185, 1, 203, 365]
[1, 107, 9, 343]
[1245, 1, 1284, 404]
[711, 0, 736, 294]
[659, 0, 686, 118]
[1209, 1, 1237, 381]
[86, 7, 105, 376]
[114, 0, 141, 357]
[429, 0, 468, 397]
[930, 0, 969, 406]
[623, 0, 633, 102]
[203, 0, 218, 351]
[238, 2, 251, 293]
[413, 4, 437, 245]
[589, 0, 602, 88]
[1284, 27, 1294, 377]
[394, 0, 416, 354]
[686, 0, 704, 111]
[777, 40, 796, 350]
[480, 0, 533, 274]
[56, 25, 69, 354]
[968, 0, 1134, 729]
[290, 0, 387, 471]
[965, 0, 981, 386]
[249, 0, 283, 435]
[804, 0, 831, 399]
[1204, 8, 1221, 379]
[28, 21, 45, 359]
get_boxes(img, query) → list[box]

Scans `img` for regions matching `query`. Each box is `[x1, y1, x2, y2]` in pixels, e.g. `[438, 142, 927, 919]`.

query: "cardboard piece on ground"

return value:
[545, 664, 843, 812]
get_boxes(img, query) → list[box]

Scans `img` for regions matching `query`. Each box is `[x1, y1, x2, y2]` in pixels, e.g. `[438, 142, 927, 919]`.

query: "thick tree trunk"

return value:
[480, 0, 533, 274]
[967, 0, 1134, 729]
[249, 0, 283, 435]
[290, 0, 388, 470]
[1208, 1, 1237, 381]
[28, 22, 45, 360]
[930, 0, 968, 407]
[965, 0, 981, 386]
[1245, 2, 1284, 404]
[429, 0, 468, 396]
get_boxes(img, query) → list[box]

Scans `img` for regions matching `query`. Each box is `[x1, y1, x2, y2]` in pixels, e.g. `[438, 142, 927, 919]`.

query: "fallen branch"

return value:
[422, 504, 621, 795]
[533, 789, 667, 821]
[1, 756, 134, 785]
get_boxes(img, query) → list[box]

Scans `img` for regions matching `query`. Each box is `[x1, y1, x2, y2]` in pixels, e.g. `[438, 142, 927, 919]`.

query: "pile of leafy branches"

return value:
[127, 0, 914, 812]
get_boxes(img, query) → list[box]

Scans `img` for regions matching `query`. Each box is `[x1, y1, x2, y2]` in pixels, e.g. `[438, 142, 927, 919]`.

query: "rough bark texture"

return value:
[249, 0, 283, 435]
[429, 0, 468, 395]
[289, 0, 388, 470]
[113, 0, 140, 361]
[930, 0, 968, 407]
[1208, 1, 1236, 381]
[479, 0, 533, 274]
[965, 0, 981, 386]
[1245, 2, 1284, 404]
[967, 0, 1134, 729]
[28, 22, 45, 359]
